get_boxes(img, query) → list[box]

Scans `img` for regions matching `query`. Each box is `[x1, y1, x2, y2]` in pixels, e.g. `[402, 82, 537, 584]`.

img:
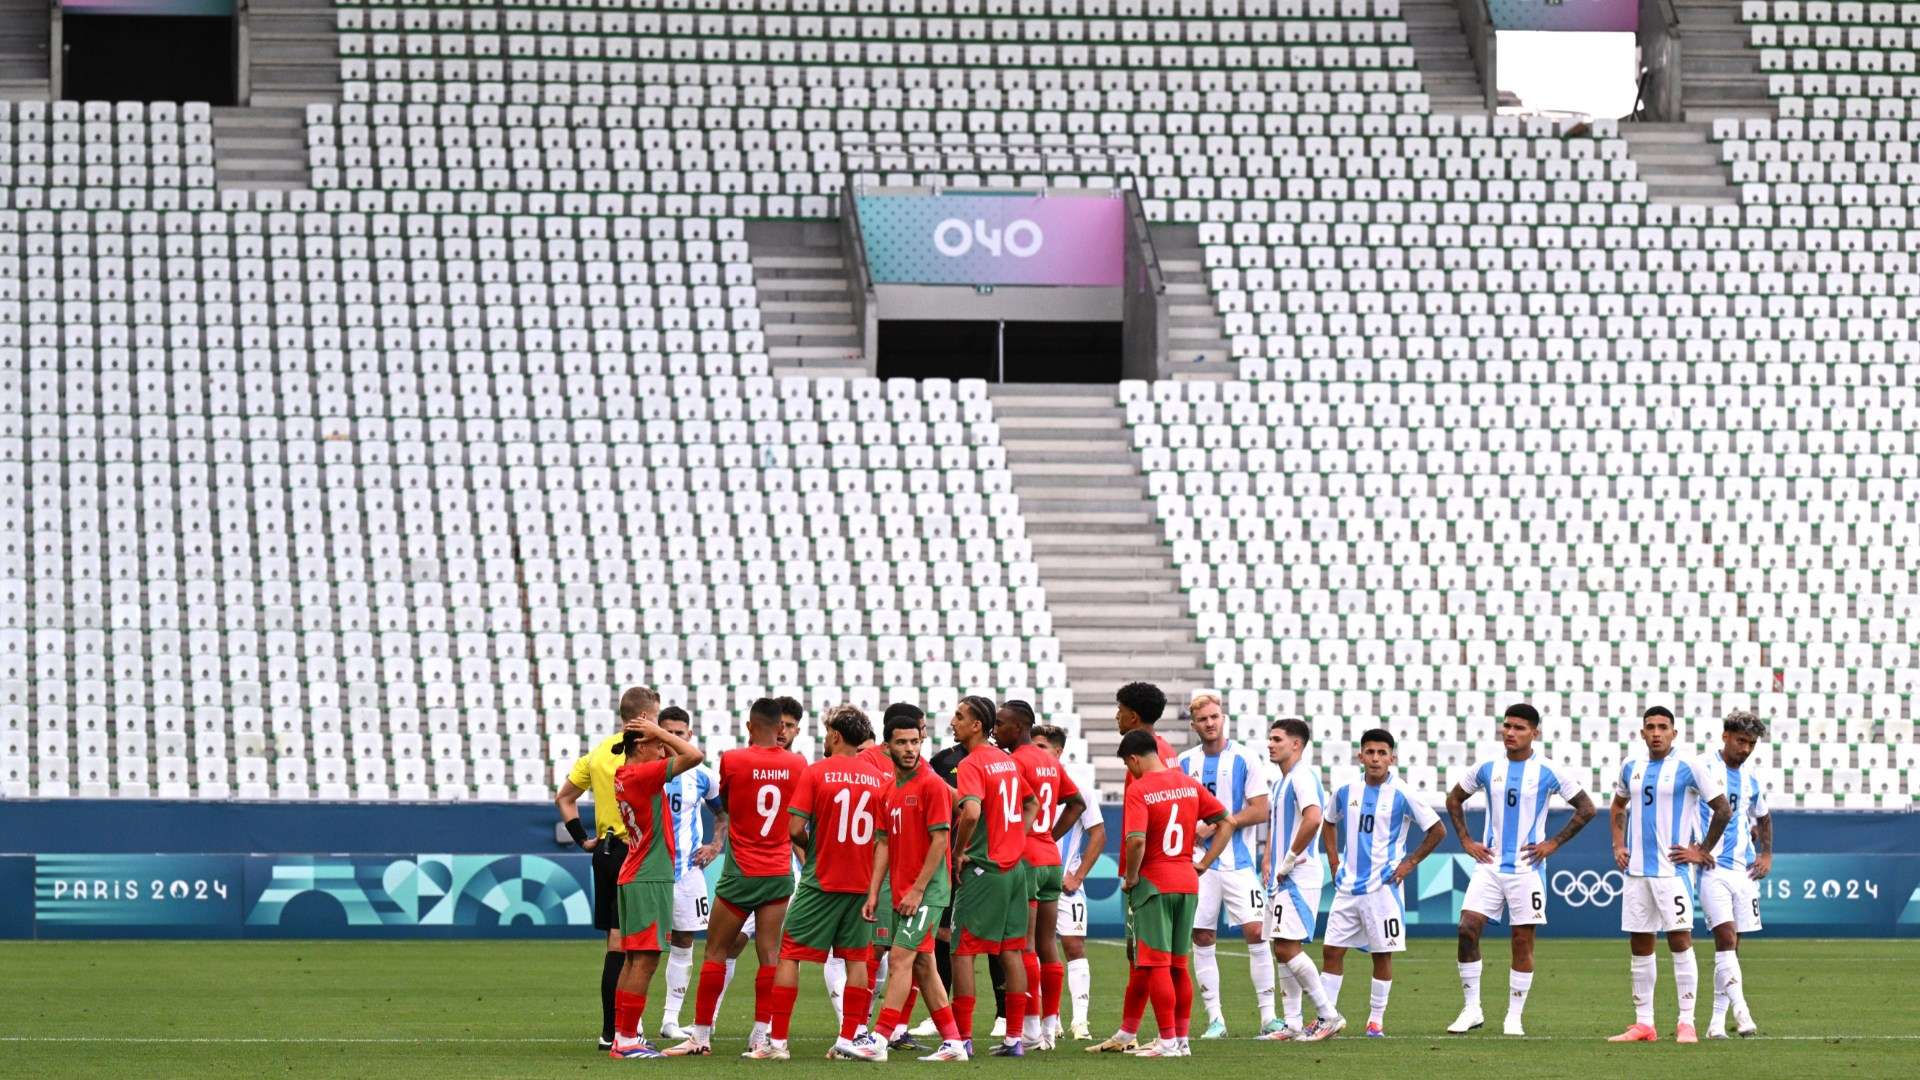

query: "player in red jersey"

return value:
[949, 695, 1039, 1057]
[1095, 728, 1233, 1058]
[606, 689, 707, 1059]
[1115, 682, 1176, 789]
[866, 708, 971, 1061]
[667, 698, 807, 1058]
[995, 699, 1086, 1052]
[764, 704, 891, 1061]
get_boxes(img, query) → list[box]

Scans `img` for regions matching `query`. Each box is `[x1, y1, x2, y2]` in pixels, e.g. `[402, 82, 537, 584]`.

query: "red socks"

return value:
[953, 995, 976, 1040]
[693, 960, 726, 1026]
[839, 985, 872, 1042]
[754, 967, 776, 1025]
[899, 986, 919, 1033]
[1041, 961, 1065, 1020]
[614, 989, 646, 1039]
[1148, 967, 1177, 1040]
[1121, 967, 1150, 1034]
[873, 1007, 902, 1043]
[769, 983, 799, 1041]
[931, 1004, 960, 1042]
[1004, 974, 1028, 1040]
[1023, 952, 1043, 1020]
[1171, 956, 1193, 1039]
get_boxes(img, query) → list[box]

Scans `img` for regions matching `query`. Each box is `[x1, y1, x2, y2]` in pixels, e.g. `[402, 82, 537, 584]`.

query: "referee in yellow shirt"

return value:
[557, 713, 636, 1051]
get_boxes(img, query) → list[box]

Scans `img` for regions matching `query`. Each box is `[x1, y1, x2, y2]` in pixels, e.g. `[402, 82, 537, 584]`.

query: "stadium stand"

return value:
[3, 0, 1917, 810]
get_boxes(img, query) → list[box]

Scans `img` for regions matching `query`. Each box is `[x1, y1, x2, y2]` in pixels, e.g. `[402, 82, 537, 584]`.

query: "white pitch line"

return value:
[1084, 940, 1915, 963]
[2, 1034, 1919, 1044]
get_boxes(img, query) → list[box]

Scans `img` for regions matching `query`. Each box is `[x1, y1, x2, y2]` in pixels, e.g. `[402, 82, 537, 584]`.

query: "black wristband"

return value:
[565, 818, 590, 846]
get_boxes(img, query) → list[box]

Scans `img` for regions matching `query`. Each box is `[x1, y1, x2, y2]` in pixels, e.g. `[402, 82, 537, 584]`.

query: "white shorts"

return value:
[1462, 866, 1549, 927]
[673, 873, 712, 933]
[1056, 890, 1090, 938]
[1324, 888, 1409, 953]
[1697, 867, 1763, 934]
[1195, 866, 1266, 930]
[1621, 875, 1694, 934]
[1265, 879, 1322, 943]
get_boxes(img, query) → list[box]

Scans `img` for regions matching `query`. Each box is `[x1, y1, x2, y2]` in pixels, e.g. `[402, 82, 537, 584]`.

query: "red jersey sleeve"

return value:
[956, 756, 983, 805]
[1196, 786, 1227, 822]
[925, 779, 953, 829]
[1123, 782, 1147, 836]
[789, 762, 819, 819]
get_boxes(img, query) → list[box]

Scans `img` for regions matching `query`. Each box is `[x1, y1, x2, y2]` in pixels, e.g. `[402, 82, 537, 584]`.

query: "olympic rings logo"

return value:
[1550, 870, 1625, 908]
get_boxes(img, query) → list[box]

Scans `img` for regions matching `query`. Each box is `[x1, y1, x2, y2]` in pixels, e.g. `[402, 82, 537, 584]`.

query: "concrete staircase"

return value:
[1673, 0, 1775, 122]
[0, 0, 47, 101]
[988, 382, 1206, 791]
[1623, 122, 1739, 205]
[213, 107, 310, 190]
[1151, 224, 1235, 382]
[744, 220, 866, 379]
[247, 0, 342, 109]
[1399, 0, 1490, 114]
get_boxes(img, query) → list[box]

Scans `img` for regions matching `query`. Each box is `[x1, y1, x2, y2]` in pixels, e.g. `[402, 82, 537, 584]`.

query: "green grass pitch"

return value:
[1, 938, 1915, 1078]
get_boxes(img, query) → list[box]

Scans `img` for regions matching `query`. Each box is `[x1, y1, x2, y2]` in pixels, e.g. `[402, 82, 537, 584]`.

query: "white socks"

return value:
[1673, 949, 1699, 1026]
[1368, 978, 1391, 1026]
[1458, 959, 1483, 1009]
[663, 944, 693, 1025]
[1277, 956, 1303, 1028]
[1067, 957, 1091, 1026]
[1193, 943, 1223, 1023]
[1284, 953, 1338, 1019]
[1320, 971, 1344, 1015]
[1507, 970, 1533, 1021]
[1630, 954, 1658, 1027]
[1249, 944, 1277, 1023]
[824, 956, 847, 1019]
[1713, 950, 1749, 1024]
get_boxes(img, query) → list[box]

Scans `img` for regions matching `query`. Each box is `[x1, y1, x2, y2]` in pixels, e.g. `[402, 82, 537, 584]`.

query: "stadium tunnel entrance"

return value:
[877, 320, 1121, 384]
[63, 11, 236, 106]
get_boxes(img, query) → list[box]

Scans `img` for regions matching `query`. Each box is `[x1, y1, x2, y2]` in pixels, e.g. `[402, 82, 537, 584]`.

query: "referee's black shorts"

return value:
[591, 834, 629, 932]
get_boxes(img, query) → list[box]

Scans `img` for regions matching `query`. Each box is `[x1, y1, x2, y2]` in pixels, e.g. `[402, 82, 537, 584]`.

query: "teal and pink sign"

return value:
[855, 193, 1125, 287]
[1490, 0, 1635, 32]
[62, 0, 235, 13]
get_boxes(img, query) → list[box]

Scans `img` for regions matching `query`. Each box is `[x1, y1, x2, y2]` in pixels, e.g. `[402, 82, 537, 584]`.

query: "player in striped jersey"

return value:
[653, 707, 725, 1041]
[1257, 717, 1343, 1043]
[1318, 729, 1446, 1038]
[1033, 723, 1104, 1042]
[1693, 709, 1771, 1039]
[1607, 706, 1731, 1044]
[1176, 692, 1278, 1038]
[1445, 702, 1598, 1037]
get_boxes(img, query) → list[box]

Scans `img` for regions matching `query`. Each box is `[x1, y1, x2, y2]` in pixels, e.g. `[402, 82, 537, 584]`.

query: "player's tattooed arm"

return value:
[1121, 831, 1146, 892]
[788, 809, 813, 853]
[1392, 821, 1447, 884]
[1609, 793, 1631, 870]
[1522, 790, 1598, 863]
[1227, 792, 1269, 832]
[1749, 814, 1774, 880]
[1062, 821, 1103, 895]
[1448, 784, 1493, 863]
[1674, 794, 1732, 867]
[1195, 811, 1234, 874]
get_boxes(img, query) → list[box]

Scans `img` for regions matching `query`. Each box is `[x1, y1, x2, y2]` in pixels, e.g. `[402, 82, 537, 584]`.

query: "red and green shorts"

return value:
[778, 881, 874, 963]
[617, 878, 674, 953]
[1028, 862, 1064, 904]
[715, 861, 795, 919]
[1128, 882, 1198, 968]
[954, 861, 1029, 956]
[881, 902, 943, 954]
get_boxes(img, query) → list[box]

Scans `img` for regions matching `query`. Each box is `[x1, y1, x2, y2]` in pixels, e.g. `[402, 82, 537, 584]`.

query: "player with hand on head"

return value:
[665, 698, 807, 1059]
[948, 695, 1039, 1057]
[1695, 709, 1772, 1039]
[606, 688, 707, 1059]
[1256, 718, 1342, 1043]
[1319, 730, 1446, 1039]
[1445, 703, 1598, 1037]
[1176, 691, 1277, 1038]
[1034, 723, 1103, 1042]
[1103, 728, 1234, 1058]
[553, 700, 640, 1050]
[1606, 706, 1731, 1044]
[654, 706, 726, 1042]
[995, 698, 1086, 1052]
[867, 708, 971, 1061]
[767, 705, 892, 1062]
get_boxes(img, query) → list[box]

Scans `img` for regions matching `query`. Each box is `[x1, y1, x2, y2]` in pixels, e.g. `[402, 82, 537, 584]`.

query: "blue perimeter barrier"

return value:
[0, 802, 1913, 939]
